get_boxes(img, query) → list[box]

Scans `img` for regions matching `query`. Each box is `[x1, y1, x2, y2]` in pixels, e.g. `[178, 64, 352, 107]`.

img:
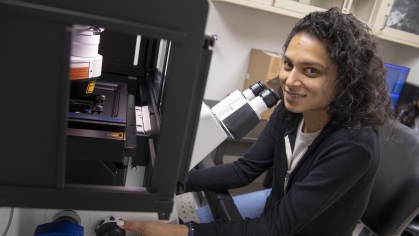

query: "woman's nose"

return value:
[285, 69, 302, 87]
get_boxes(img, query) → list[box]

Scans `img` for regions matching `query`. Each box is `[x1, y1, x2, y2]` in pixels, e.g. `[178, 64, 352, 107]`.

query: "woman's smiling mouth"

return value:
[285, 90, 307, 98]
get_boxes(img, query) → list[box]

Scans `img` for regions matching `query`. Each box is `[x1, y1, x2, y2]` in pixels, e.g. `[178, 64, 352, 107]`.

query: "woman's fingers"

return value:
[117, 220, 144, 233]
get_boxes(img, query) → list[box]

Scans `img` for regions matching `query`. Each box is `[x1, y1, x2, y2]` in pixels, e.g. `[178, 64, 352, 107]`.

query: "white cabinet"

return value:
[369, 0, 419, 48]
[212, 0, 376, 21]
[274, 0, 352, 15]
[212, 0, 305, 18]
[212, 0, 419, 48]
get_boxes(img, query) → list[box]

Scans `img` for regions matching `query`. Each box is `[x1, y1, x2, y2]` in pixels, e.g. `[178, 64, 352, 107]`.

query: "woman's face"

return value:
[279, 33, 336, 119]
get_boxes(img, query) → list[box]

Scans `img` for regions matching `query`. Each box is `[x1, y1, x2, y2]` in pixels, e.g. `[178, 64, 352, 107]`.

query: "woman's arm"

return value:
[190, 133, 378, 236]
[120, 127, 378, 236]
[185, 106, 283, 193]
[117, 220, 189, 236]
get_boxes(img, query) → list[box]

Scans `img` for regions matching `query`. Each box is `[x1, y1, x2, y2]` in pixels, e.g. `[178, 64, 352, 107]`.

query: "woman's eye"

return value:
[306, 68, 318, 74]
[284, 61, 293, 69]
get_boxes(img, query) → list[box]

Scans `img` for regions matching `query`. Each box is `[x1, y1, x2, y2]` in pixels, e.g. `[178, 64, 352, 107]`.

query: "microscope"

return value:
[7, 23, 279, 236]
[29, 75, 279, 235]
[190, 81, 279, 170]
[65, 24, 137, 187]
[29, 82, 279, 236]
[68, 25, 105, 114]
[0, 1, 280, 235]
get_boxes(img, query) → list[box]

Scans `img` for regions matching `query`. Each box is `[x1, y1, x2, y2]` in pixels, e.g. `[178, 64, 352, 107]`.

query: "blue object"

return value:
[384, 63, 410, 107]
[197, 188, 272, 223]
[34, 222, 84, 236]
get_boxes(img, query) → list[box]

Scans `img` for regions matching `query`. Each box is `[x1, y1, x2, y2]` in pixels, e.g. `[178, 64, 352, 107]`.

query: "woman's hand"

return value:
[117, 220, 189, 236]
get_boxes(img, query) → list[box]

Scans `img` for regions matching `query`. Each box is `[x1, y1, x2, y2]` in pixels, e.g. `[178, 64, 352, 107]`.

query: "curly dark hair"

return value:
[397, 92, 419, 127]
[278, 7, 394, 130]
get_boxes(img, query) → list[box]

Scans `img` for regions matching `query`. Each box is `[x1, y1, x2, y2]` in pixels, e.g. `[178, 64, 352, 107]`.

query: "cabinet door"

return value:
[274, 0, 353, 15]
[373, 0, 419, 48]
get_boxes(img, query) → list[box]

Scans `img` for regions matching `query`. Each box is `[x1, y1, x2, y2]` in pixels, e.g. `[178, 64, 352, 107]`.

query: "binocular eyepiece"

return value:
[218, 81, 280, 139]
[259, 88, 280, 109]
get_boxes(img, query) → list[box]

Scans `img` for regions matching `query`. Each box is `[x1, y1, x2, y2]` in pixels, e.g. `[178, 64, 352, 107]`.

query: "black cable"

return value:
[2, 207, 14, 236]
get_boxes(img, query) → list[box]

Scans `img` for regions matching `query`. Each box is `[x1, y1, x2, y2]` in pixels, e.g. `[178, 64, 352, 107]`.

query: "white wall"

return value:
[203, 2, 419, 100]
[394, 44, 419, 86]
[203, 2, 298, 101]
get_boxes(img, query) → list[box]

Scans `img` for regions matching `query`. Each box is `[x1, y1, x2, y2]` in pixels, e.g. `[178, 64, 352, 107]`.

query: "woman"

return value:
[118, 7, 393, 236]
[397, 92, 419, 131]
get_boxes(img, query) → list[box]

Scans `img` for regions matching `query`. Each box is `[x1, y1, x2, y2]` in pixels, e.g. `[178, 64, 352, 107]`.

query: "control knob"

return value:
[95, 216, 126, 236]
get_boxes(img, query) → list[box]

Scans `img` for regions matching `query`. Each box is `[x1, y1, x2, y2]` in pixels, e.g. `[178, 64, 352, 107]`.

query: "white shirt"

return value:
[286, 118, 322, 171]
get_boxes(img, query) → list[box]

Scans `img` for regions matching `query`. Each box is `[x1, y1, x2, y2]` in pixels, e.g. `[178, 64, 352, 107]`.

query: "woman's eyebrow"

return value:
[283, 55, 326, 69]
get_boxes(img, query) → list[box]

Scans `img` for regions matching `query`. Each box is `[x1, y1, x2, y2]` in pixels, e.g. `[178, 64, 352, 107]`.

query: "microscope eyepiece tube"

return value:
[248, 96, 267, 119]
[242, 81, 266, 101]
[242, 89, 255, 101]
[249, 81, 267, 96]
[211, 82, 273, 122]
[248, 88, 280, 118]
[260, 88, 280, 108]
